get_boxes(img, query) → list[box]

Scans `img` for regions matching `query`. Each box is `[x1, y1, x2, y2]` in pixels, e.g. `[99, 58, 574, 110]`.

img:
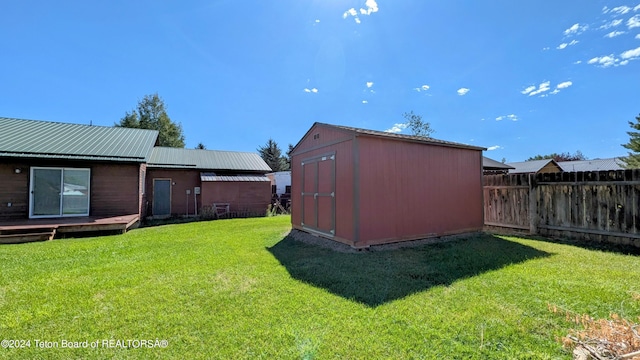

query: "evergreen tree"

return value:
[257, 139, 288, 171]
[621, 113, 640, 168]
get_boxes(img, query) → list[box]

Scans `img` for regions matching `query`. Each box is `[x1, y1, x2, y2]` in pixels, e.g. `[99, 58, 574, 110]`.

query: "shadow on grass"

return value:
[268, 233, 551, 307]
[503, 233, 640, 256]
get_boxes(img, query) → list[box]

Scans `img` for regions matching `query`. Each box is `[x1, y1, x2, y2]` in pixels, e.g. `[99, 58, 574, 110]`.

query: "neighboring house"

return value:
[290, 122, 486, 248]
[266, 171, 291, 196]
[483, 156, 514, 175]
[147, 147, 272, 217]
[558, 157, 626, 172]
[0, 117, 157, 222]
[506, 159, 563, 174]
[0, 117, 272, 233]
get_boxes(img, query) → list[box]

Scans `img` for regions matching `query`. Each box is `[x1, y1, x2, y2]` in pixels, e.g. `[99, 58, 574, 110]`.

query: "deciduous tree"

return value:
[403, 111, 435, 138]
[116, 93, 185, 148]
[526, 151, 587, 162]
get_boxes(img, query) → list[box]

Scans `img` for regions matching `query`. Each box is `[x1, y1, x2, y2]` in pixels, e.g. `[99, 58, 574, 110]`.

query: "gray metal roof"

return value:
[558, 157, 627, 172]
[507, 159, 560, 174]
[0, 117, 158, 162]
[483, 156, 514, 170]
[200, 172, 270, 182]
[304, 122, 486, 151]
[149, 147, 272, 171]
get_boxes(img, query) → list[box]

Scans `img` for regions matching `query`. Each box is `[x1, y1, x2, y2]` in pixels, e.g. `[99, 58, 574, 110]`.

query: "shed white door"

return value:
[301, 153, 335, 236]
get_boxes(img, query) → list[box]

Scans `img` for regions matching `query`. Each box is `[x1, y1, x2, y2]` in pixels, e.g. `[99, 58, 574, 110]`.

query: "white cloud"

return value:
[588, 54, 618, 67]
[315, 19, 320, 23]
[495, 114, 518, 122]
[563, 23, 588, 36]
[457, 88, 470, 96]
[303, 88, 319, 93]
[556, 39, 579, 50]
[637, 34, 640, 39]
[574, 60, 583, 64]
[542, 46, 550, 51]
[621, 46, 640, 59]
[362, 100, 368, 104]
[600, 19, 623, 29]
[628, 15, 640, 29]
[344, 0, 378, 24]
[521, 85, 536, 95]
[414, 85, 430, 92]
[362, 0, 379, 15]
[385, 123, 407, 133]
[587, 47, 640, 67]
[487, 145, 502, 151]
[366, 81, 374, 88]
[549, 89, 560, 95]
[605, 30, 626, 37]
[343, 8, 357, 18]
[635, 4, 640, 11]
[611, 5, 632, 15]
[557, 81, 573, 89]
[527, 81, 551, 96]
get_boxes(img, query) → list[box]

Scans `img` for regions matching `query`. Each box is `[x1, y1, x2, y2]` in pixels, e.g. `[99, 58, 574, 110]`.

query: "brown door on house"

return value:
[301, 153, 335, 236]
[153, 179, 171, 217]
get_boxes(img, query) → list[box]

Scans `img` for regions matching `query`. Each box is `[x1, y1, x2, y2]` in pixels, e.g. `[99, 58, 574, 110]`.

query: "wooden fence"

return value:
[483, 170, 640, 246]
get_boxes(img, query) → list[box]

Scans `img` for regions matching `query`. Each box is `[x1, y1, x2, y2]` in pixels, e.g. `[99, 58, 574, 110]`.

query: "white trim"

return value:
[29, 167, 91, 218]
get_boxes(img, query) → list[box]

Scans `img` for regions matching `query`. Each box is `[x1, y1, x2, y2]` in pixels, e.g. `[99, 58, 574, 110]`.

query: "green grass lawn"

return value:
[0, 216, 638, 359]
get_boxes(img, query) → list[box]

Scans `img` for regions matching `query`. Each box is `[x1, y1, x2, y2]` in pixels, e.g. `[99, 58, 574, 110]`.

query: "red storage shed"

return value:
[290, 122, 486, 248]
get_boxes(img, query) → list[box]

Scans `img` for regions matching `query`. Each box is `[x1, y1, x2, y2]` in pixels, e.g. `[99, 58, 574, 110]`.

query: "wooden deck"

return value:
[0, 214, 140, 244]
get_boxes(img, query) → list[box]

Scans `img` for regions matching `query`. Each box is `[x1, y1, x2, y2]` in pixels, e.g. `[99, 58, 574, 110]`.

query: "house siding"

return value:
[146, 169, 201, 217]
[0, 162, 29, 220]
[201, 181, 271, 214]
[0, 160, 143, 220]
[90, 163, 141, 216]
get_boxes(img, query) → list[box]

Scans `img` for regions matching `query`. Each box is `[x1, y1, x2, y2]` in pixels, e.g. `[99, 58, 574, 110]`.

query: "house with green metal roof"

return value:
[144, 147, 272, 218]
[0, 117, 272, 238]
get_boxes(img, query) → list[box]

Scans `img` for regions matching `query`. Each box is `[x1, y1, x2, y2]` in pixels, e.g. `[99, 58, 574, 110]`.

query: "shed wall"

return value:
[357, 137, 484, 246]
[291, 126, 355, 244]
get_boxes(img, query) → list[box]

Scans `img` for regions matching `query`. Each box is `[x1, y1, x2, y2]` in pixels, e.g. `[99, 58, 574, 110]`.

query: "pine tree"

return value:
[257, 139, 288, 171]
[621, 113, 640, 168]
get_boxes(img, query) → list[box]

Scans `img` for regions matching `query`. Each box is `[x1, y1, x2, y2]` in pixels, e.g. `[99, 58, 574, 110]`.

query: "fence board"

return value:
[483, 170, 640, 247]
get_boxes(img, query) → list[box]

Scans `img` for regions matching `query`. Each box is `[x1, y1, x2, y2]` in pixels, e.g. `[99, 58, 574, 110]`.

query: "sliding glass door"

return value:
[30, 167, 90, 218]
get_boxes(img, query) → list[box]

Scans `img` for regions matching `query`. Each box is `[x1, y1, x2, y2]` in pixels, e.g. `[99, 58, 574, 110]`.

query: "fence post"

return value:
[529, 173, 538, 235]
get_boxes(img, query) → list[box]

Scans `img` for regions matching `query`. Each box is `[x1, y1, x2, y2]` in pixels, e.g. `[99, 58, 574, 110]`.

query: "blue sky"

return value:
[2, 0, 639, 162]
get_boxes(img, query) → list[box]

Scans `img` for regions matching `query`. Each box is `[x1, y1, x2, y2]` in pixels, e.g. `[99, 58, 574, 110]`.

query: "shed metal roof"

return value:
[0, 117, 158, 162]
[483, 156, 514, 170]
[149, 147, 272, 171]
[292, 122, 486, 152]
[506, 159, 561, 174]
[200, 172, 270, 182]
[558, 157, 626, 172]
